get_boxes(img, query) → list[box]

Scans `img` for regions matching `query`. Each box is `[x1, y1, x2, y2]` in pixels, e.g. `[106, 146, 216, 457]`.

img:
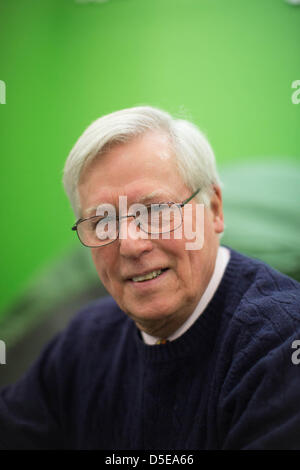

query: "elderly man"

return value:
[0, 106, 300, 450]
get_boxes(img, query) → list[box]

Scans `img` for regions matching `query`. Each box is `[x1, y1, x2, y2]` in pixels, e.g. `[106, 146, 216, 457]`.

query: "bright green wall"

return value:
[0, 0, 299, 315]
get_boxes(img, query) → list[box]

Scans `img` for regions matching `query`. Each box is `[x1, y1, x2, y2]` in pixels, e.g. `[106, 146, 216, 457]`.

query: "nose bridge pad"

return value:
[119, 215, 149, 241]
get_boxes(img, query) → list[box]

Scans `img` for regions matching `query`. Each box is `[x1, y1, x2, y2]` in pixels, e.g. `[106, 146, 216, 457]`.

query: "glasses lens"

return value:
[75, 205, 183, 246]
[140, 204, 182, 234]
[77, 215, 118, 247]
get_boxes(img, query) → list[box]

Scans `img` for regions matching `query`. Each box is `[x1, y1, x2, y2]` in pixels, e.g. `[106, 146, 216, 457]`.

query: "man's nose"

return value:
[119, 217, 153, 258]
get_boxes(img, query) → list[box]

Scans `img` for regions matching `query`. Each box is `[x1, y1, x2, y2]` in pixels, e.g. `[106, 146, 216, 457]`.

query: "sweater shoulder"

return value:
[40, 295, 133, 371]
[215, 250, 300, 421]
[62, 295, 131, 344]
[215, 249, 300, 381]
[227, 249, 300, 335]
[69, 295, 127, 328]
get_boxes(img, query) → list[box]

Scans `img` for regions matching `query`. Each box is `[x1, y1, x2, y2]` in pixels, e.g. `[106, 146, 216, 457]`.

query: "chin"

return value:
[125, 299, 177, 323]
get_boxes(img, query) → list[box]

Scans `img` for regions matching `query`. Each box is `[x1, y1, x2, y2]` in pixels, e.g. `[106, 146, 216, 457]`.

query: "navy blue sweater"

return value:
[0, 248, 300, 450]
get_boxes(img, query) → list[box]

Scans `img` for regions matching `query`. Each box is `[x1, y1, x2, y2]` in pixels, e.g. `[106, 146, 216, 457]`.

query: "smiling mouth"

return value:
[131, 268, 168, 282]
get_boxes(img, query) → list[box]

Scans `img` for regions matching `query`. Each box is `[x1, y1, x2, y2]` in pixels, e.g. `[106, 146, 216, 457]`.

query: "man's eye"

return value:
[92, 220, 102, 229]
[97, 216, 115, 224]
[151, 204, 170, 213]
[89, 216, 115, 229]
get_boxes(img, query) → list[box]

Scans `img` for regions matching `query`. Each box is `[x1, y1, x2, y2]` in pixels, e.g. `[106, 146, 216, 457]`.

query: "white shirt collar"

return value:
[141, 246, 230, 345]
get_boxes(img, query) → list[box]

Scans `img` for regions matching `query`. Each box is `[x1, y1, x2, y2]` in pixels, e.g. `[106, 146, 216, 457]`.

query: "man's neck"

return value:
[141, 246, 230, 345]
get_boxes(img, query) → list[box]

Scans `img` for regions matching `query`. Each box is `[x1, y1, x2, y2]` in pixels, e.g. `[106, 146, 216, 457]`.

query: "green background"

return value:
[0, 0, 299, 323]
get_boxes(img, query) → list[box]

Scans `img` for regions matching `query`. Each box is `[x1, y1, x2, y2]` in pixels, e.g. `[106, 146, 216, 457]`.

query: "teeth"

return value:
[132, 269, 162, 282]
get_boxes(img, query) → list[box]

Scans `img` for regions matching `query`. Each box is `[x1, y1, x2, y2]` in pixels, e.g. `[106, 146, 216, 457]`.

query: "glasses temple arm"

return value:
[180, 188, 201, 206]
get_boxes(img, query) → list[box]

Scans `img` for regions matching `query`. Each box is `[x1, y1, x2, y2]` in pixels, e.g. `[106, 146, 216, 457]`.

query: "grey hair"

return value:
[63, 106, 221, 218]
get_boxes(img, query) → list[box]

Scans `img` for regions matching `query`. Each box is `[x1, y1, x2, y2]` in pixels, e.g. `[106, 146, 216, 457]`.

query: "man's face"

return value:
[78, 131, 224, 337]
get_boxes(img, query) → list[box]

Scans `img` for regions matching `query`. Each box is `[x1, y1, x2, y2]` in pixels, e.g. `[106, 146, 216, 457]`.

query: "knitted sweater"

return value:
[0, 247, 300, 450]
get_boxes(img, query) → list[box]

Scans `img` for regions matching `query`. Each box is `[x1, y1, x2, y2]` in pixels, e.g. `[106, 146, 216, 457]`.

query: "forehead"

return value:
[78, 131, 187, 215]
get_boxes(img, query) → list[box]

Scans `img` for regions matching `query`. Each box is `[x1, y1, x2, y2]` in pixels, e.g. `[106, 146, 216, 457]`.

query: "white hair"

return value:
[63, 106, 221, 218]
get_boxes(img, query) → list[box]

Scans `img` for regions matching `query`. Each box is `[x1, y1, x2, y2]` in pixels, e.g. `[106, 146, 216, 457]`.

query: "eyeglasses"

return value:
[71, 188, 201, 248]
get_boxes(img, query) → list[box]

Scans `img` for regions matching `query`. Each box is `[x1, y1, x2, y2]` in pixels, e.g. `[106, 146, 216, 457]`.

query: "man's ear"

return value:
[210, 185, 224, 234]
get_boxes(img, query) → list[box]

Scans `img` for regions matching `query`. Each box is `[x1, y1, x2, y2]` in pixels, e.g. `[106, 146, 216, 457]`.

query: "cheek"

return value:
[160, 238, 192, 283]
[91, 250, 112, 285]
[158, 237, 185, 263]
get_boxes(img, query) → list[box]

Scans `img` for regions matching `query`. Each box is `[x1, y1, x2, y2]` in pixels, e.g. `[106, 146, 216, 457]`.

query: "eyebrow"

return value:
[84, 190, 171, 217]
[138, 190, 170, 204]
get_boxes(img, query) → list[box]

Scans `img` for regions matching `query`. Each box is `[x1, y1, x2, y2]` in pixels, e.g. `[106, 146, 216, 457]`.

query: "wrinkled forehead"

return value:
[84, 188, 184, 218]
[77, 131, 187, 217]
[79, 131, 174, 184]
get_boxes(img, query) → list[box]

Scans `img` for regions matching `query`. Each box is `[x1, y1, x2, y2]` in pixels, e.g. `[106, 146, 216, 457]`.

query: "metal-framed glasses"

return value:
[71, 188, 200, 248]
